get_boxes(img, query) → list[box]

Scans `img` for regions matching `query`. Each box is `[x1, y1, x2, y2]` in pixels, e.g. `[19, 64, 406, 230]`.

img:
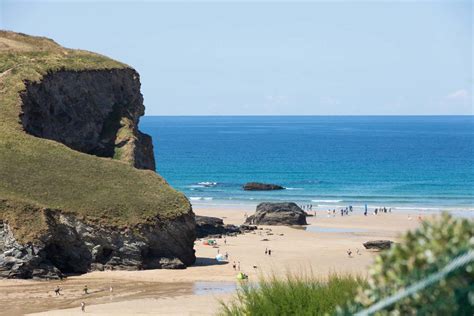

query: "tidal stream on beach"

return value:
[0, 278, 236, 316]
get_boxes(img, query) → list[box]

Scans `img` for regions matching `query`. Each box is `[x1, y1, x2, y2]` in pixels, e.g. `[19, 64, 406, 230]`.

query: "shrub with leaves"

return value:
[343, 213, 474, 315]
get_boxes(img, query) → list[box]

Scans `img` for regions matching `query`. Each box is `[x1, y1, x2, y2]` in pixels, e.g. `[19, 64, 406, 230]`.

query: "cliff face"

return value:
[0, 31, 196, 279]
[0, 201, 195, 279]
[20, 68, 155, 170]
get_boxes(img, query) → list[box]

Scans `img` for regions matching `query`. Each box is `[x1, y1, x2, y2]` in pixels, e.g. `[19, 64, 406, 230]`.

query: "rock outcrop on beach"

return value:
[0, 31, 196, 279]
[243, 182, 285, 191]
[195, 215, 240, 238]
[0, 202, 195, 279]
[245, 202, 307, 226]
[363, 240, 394, 250]
[195, 215, 258, 238]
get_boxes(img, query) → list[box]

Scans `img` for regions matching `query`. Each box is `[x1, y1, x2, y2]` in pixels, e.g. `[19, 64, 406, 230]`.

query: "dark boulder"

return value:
[363, 240, 394, 250]
[243, 182, 285, 191]
[239, 224, 258, 232]
[245, 202, 307, 226]
[195, 215, 241, 238]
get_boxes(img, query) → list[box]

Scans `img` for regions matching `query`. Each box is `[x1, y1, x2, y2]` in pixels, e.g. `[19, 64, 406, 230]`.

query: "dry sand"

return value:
[0, 204, 425, 315]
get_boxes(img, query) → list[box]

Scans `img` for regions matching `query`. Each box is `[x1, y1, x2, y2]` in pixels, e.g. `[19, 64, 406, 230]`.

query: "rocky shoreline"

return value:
[0, 207, 196, 279]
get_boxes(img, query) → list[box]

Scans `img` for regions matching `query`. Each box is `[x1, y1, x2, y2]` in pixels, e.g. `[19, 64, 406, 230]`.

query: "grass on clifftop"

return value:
[220, 274, 365, 316]
[0, 31, 191, 241]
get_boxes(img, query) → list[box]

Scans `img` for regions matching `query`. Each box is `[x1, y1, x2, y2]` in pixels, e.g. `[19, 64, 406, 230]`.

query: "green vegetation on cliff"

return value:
[0, 31, 191, 242]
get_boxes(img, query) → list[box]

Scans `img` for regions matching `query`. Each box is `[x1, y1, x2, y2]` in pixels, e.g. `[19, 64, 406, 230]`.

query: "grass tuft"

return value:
[220, 273, 365, 316]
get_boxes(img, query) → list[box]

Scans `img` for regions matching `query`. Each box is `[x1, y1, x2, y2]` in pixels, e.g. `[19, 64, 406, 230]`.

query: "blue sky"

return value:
[1, 1, 472, 115]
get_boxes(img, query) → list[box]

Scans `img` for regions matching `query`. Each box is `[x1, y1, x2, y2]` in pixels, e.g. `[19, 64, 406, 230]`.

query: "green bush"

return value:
[344, 213, 474, 315]
[220, 273, 364, 316]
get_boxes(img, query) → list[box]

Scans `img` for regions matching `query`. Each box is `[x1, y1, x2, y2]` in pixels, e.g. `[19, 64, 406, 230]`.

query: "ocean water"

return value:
[140, 116, 474, 212]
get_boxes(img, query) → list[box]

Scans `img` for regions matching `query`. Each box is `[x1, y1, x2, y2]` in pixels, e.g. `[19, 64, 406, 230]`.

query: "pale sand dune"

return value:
[0, 205, 425, 315]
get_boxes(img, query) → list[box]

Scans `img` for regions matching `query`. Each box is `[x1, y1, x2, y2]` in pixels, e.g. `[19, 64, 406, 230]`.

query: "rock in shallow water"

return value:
[242, 182, 285, 191]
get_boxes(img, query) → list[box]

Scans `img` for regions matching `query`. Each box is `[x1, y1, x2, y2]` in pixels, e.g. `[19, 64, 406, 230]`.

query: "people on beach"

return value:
[347, 249, 352, 257]
[83, 285, 88, 295]
[265, 248, 268, 255]
[225, 252, 229, 260]
[356, 248, 361, 255]
[232, 261, 236, 270]
[80, 301, 86, 312]
[54, 286, 61, 296]
[268, 249, 272, 256]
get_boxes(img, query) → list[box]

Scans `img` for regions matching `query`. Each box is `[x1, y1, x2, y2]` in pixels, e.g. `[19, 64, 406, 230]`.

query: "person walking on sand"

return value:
[268, 249, 272, 256]
[83, 285, 88, 295]
[347, 249, 352, 257]
[80, 301, 86, 312]
[232, 261, 236, 270]
[265, 248, 268, 255]
[54, 286, 61, 296]
[364, 204, 368, 216]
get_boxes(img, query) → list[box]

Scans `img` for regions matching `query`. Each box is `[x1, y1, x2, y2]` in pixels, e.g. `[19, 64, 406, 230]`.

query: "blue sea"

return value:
[140, 116, 474, 212]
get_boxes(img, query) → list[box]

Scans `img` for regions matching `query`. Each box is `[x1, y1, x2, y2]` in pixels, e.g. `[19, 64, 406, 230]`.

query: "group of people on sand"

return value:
[320, 204, 394, 217]
[211, 233, 276, 281]
[326, 205, 354, 217]
[373, 207, 391, 215]
[346, 248, 361, 258]
[53, 284, 114, 312]
[300, 204, 313, 211]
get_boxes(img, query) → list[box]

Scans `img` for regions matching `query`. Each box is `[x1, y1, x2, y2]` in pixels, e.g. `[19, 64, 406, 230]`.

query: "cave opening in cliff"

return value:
[44, 242, 90, 274]
[95, 247, 114, 264]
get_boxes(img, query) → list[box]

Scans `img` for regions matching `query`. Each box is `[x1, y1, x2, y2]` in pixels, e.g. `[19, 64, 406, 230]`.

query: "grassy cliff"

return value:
[0, 31, 191, 242]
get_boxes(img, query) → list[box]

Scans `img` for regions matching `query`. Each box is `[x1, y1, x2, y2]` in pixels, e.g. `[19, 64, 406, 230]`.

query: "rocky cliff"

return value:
[0, 31, 196, 279]
[20, 68, 155, 170]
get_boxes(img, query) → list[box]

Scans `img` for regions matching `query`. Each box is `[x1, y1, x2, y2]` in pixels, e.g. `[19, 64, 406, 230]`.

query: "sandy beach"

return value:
[0, 204, 425, 316]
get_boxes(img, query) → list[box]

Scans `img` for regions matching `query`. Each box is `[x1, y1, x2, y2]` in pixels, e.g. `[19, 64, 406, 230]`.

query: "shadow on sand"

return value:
[194, 257, 229, 267]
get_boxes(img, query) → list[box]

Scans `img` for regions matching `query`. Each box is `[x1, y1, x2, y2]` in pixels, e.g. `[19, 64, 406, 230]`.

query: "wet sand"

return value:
[0, 204, 425, 315]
